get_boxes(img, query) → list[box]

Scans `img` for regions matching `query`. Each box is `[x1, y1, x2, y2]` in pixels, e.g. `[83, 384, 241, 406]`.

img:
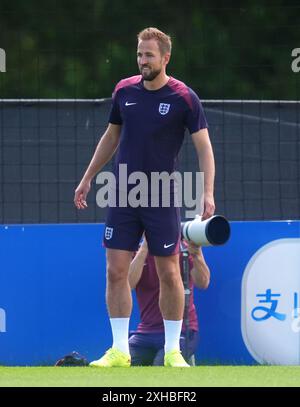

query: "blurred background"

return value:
[0, 0, 300, 223]
[1, 0, 300, 99]
[1, 0, 300, 367]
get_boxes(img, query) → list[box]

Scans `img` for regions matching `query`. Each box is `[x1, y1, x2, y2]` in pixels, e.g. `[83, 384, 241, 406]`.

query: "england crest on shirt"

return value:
[159, 103, 170, 115]
[105, 226, 114, 240]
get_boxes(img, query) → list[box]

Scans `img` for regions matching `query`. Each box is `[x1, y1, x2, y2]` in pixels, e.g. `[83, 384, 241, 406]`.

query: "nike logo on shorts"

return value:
[125, 101, 137, 106]
[164, 243, 175, 249]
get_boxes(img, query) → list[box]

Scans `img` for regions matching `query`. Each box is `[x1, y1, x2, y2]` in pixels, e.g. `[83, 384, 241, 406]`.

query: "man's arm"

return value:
[187, 243, 210, 289]
[74, 123, 121, 209]
[191, 128, 215, 220]
[128, 241, 148, 289]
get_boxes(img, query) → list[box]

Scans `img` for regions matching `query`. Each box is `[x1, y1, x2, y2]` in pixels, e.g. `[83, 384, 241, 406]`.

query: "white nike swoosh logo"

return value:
[125, 102, 137, 106]
[164, 243, 175, 249]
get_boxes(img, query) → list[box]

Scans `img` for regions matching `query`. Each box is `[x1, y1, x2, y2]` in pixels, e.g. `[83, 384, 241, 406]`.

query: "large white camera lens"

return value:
[181, 215, 230, 246]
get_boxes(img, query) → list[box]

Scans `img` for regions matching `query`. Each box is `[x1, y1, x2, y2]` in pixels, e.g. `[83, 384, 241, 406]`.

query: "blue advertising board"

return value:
[0, 221, 299, 366]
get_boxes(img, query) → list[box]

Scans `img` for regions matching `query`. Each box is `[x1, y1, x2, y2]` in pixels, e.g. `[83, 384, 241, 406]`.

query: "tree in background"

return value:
[0, 0, 299, 99]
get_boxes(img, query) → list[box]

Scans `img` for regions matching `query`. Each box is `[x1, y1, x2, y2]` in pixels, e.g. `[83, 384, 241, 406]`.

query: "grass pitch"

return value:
[0, 366, 300, 387]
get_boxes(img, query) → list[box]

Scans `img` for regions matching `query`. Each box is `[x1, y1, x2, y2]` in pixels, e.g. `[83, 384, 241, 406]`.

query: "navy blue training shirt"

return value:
[109, 75, 208, 184]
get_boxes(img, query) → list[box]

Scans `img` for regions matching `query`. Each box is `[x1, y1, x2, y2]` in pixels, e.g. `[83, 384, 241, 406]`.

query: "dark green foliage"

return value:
[0, 0, 300, 98]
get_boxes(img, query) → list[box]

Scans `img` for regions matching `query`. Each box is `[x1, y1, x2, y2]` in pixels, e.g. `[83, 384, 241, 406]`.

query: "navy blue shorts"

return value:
[128, 330, 199, 366]
[103, 205, 181, 256]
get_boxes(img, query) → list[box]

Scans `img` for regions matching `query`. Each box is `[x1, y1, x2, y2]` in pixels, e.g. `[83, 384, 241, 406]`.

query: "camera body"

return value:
[181, 215, 230, 246]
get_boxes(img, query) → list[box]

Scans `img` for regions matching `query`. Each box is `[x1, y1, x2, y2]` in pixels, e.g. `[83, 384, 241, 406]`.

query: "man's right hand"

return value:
[74, 180, 91, 209]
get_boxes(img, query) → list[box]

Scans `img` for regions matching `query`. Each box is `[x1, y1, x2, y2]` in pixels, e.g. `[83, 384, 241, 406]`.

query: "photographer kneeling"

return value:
[128, 237, 210, 366]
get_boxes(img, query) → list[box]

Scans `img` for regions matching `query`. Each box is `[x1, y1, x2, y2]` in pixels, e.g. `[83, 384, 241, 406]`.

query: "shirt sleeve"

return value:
[184, 88, 208, 134]
[108, 87, 123, 125]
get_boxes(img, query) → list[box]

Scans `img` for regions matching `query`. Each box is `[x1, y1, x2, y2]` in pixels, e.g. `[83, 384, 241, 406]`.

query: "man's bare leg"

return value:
[90, 248, 133, 367]
[106, 248, 133, 318]
[105, 248, 133, 355]
[155, 254, 184, 352]
[154, 254, 189, 366]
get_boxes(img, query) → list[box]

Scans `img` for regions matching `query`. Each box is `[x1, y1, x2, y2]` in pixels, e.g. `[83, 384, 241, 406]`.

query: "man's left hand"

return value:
[202, 195, 215, 220]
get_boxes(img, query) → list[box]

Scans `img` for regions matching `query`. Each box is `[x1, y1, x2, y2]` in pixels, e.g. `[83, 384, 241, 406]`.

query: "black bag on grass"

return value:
[55, 351, 88, 367]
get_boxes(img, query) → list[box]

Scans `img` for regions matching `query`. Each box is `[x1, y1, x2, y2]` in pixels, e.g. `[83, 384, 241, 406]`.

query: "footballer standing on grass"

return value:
[74, 27, 215, 367]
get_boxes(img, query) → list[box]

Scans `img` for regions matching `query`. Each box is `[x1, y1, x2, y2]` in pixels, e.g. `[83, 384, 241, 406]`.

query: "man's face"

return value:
[137, 39, 169, 81]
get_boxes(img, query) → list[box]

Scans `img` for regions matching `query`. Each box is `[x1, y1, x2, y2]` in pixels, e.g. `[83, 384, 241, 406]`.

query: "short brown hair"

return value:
[137, 27, 172, 55]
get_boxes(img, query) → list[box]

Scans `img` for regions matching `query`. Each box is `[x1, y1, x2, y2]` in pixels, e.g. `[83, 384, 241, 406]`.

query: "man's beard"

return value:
[140, 65, 161, 81]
